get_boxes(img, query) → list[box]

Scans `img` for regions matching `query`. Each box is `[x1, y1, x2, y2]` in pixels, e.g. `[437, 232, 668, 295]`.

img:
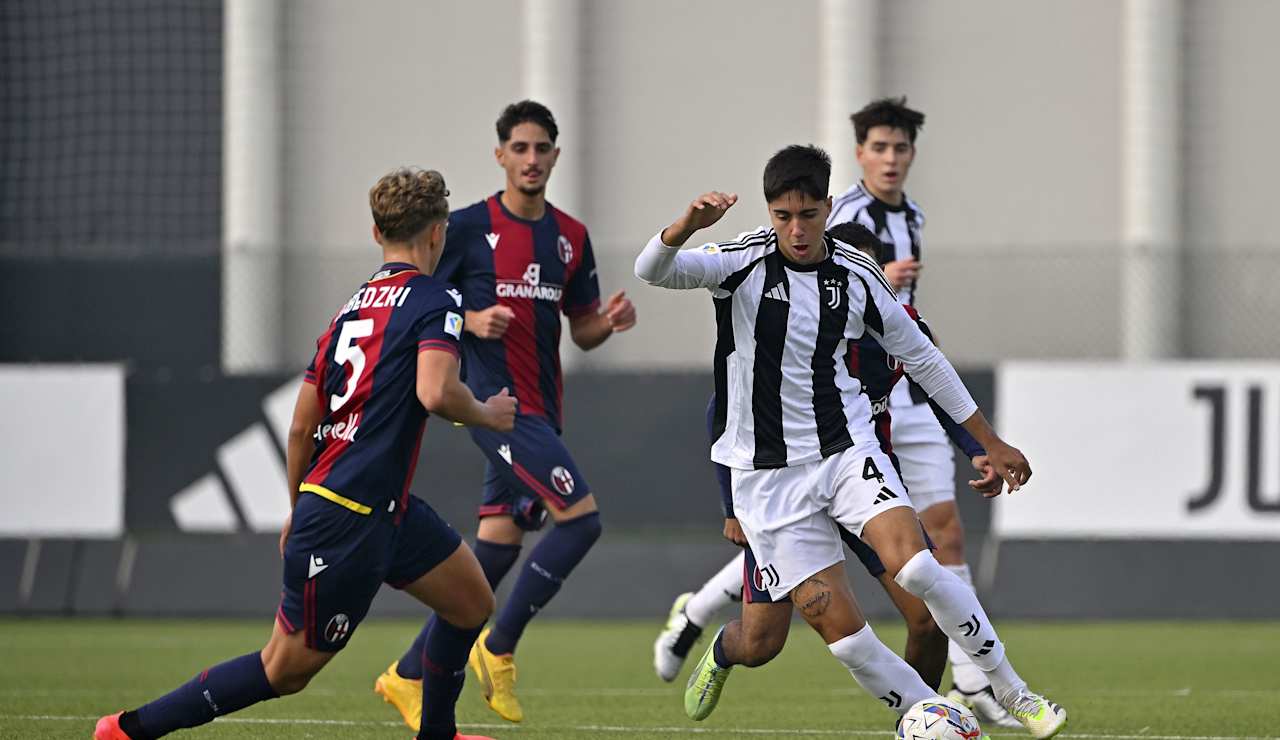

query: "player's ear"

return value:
[371, 223, 383, 244]
[550, 146, 560, 166]
[494, 145, 504, 165]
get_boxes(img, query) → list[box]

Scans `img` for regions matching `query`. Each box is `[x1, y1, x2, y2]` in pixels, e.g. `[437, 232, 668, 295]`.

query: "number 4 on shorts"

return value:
[862, 457, 885, 484]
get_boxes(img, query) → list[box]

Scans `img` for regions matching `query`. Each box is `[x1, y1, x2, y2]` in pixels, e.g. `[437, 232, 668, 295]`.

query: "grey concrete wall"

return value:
[270, 0, 1280, 371]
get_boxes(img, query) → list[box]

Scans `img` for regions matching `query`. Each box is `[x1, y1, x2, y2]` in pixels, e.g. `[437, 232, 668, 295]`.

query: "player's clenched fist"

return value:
[661, 191, 739, 246]
[604, 290, 636, 332]
[483, 387, 518, 432]
[466, 305, 515, 339]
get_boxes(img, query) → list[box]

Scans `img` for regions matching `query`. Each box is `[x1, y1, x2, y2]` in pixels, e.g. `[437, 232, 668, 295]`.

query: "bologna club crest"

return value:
[557, 235, 574, 264]
[550, 466, 575, 496]
[324, 613, 351, 643]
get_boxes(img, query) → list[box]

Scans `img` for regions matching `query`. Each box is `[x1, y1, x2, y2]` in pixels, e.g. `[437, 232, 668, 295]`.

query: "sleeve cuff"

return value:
[564, 299, 601, 318]
[418, 339, 460, 359]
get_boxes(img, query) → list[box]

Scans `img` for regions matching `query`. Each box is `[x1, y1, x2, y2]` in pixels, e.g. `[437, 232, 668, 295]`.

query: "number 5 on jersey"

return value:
[330, 318, 374, 411]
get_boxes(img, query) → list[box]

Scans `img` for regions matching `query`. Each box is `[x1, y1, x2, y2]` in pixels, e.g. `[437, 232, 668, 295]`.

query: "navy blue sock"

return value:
[712, 630, 731, 668]
[397, 539, 520, 681]
[486, 512, 601, 655]
[418, 616, 484, 740]
[127, 652, 278, 738]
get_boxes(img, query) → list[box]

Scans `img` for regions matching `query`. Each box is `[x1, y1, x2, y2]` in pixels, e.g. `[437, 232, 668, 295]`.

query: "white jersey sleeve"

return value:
[635, 227, 770, 295]
[844, 251, 978, 423]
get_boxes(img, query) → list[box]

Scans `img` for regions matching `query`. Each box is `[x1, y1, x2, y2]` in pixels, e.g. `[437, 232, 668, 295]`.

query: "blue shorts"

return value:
[741, 524, 935, 603]
[277, 492, 462, 652]
[469, 414, 591, 531]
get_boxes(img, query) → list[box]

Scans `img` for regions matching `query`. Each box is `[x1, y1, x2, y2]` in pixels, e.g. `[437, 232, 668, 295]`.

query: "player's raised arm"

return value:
[634, 191, 742, 290]
[416, 349, 516, 432]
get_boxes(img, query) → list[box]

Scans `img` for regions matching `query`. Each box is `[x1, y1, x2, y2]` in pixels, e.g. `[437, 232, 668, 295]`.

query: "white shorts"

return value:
[889, 396, 956, 512]
[730, 442, 913, 600]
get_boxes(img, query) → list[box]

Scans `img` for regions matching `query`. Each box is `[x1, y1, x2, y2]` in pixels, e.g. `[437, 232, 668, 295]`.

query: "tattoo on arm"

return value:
[796, 577, 832, 618]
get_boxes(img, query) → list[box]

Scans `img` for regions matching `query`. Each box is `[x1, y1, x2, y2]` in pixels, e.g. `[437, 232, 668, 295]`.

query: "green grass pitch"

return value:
[1, 619, 1277, 739]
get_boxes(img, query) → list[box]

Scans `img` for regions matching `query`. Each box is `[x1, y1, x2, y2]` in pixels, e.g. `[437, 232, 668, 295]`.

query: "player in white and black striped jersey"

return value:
[635, 145, 1066, 738]
[829, 97, 1018, 726]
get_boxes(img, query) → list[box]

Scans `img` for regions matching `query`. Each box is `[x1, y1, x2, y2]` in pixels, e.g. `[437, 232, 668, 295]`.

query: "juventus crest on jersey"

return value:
[635, 227, 976, 471]
[828, 182, 925, 306]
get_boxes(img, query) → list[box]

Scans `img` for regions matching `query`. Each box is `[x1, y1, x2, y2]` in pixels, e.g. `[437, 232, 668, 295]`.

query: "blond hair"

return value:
[369, 167, 450, 243]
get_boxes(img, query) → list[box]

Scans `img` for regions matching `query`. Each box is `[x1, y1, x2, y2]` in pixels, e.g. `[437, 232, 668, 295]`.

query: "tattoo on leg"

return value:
[797, 577, 832, 618]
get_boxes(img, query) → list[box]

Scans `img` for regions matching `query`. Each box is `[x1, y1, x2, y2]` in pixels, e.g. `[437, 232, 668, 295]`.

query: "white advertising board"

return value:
[993, 362, 1280, 540]
[0, 364, 125, 537]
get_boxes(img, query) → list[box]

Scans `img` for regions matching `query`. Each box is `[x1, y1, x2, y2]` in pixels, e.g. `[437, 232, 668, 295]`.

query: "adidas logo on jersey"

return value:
[498, 443, 512, 464]
[763, 284, 789, 302]
[485, 232, 500, 250]
[874, 487, 899, 504]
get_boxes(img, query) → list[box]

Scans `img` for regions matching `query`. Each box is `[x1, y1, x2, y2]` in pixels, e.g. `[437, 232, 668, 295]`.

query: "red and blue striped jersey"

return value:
[436, 193, 600, 431]
[846, 304, 983, 459]
[301, 262, 464, 517]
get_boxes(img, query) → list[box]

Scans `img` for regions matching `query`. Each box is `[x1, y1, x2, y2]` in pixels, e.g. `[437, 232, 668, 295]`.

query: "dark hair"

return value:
[762, 145, 831, 202]
[496, 100, 559, 143]
[827, 221, 881, 258]
[850, 96, 925, 144]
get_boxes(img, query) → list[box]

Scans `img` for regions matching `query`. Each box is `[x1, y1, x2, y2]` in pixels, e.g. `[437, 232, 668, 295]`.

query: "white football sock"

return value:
[828, 624, 935, 716]
[942, 563, 988, 692]
[895, 550, 1026, 697]
[685, 551, 745, 628]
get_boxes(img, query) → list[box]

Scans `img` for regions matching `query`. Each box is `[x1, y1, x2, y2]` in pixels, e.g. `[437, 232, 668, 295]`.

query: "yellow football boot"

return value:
[373, 661, 422, 732]
[468, 628, 524, 723]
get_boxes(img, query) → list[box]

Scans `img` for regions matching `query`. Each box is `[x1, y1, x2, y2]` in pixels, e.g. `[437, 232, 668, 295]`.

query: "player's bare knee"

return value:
[928, 520, 965, 564]
[463, 588, 497, 628]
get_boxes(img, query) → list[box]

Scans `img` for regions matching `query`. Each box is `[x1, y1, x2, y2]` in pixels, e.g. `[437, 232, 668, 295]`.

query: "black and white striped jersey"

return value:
[828, 181, 925, 306]
[635, 227, 976, 471]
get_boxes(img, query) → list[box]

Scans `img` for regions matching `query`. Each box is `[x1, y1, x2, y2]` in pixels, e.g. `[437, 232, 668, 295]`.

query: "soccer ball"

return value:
[896, 697, 984, 740]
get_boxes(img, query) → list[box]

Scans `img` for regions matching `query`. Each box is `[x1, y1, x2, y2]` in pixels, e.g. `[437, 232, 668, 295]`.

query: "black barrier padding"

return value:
[987, 539, 1280, 619]
[21, 540, 77, 614]
[71, 540, 125, 615]
[0, 541, 26, 612]
[120, 537, 280, 617]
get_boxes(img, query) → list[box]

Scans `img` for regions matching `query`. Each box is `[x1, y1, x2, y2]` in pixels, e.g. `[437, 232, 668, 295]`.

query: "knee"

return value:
[559, 510, 603, 545]
[441, 580, 496, 630]
[928, 519, 966, 564]
[460, 588, 496, 629]
[892, 549, 941, 595]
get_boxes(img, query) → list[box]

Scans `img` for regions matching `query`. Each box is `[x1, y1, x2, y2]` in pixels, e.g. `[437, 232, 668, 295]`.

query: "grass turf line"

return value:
[0, 619, 1276, 739]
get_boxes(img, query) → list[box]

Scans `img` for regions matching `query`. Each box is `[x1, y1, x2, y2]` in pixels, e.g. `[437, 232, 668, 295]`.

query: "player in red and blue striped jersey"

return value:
[375, 101, 635, 729]
[95, 168, 515, 740]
